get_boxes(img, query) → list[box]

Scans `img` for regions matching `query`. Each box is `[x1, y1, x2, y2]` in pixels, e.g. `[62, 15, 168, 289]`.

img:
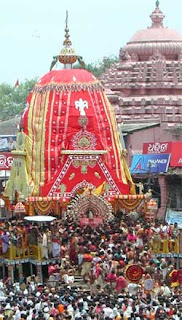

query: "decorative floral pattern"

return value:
[72, 130, 97, 150]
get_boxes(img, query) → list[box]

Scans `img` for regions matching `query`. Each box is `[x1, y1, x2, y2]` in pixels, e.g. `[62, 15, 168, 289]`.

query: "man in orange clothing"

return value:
[81, 250, 93, 282]
[57, 303, 64, 315]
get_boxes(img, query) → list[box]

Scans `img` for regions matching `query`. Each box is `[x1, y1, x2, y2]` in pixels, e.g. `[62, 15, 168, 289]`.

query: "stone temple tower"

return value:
[101, 1, 182, 129]
[100, 1, 182, 218]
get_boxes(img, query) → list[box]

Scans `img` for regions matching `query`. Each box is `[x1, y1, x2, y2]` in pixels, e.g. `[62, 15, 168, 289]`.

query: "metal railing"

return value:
[0, 245, 42, 261]
[151, 237, 179, 254]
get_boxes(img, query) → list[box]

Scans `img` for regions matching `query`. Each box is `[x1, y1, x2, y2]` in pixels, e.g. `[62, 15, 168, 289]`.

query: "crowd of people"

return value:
[0, 212, 181, 320]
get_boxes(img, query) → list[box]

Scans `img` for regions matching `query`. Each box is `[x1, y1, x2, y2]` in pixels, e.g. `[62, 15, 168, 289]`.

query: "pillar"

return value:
[179, 230, 182, 268]
[28, 203, 34, 216]
[62, 206, 66, 220]
[18, 263, 23, 282]
[2, 264, 5, 279]
[30, 263, 33, 276]
[158, 175, 167, 220]
[36, 264, 43, 283]
[8, 264, 14, 283]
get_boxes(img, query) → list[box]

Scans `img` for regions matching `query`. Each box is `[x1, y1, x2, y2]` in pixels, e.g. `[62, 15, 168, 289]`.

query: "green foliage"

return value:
[74, 55, 119, 77]
[0, 79, 37, 121]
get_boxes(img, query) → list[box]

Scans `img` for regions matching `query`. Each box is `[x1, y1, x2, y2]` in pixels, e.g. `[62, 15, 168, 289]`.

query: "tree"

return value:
[74, 55, 119, 78]
[0, 78, 37, 121]
[0, 55, 119, 121]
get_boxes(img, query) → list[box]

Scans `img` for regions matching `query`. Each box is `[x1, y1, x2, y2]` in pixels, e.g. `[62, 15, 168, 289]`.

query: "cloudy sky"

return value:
[0, 0, 181, 84]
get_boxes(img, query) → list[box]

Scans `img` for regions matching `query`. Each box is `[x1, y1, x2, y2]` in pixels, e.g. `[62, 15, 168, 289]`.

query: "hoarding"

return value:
[143, 141, 182, 167]
[0, 153, 14, 170]
[130, 154, 170, 174]
[170, 142, 182, 167]
[143, 142, 172, 154]
[165, 209, 182, 229]
[0, 135, 16, 152]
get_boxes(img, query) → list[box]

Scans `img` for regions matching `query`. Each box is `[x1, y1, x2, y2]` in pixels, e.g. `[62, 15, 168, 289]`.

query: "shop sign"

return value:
[143, 141, 182, 167]
[130, 154, 170, 174]
[165, 208, 182, 229]
[0, 153, 14, 170]
[170, 142, 182, 167]
[143, 142, 172, 154]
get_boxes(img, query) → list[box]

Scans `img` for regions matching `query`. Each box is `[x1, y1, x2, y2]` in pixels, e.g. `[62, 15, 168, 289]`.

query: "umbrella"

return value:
[24, 216, 56, 222]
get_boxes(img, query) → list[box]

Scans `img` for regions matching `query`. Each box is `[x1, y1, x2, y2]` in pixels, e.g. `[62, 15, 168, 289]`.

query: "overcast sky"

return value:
[0, 0, 182, 84]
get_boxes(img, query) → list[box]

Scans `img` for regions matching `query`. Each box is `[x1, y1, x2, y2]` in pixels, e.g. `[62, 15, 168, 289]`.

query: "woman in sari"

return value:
[69, 236, 77, 265]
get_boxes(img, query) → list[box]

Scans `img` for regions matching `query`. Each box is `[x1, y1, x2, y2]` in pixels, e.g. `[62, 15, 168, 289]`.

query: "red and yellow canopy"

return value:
[21, 69, 134, 197]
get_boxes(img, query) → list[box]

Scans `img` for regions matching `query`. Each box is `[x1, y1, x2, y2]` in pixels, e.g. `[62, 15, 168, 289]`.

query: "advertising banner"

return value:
[165, 209, 182, 229]
[0, 153, 14, 170]
[130, 154, 170, 174]
[143, 142, 172, 154]
[0, 136, 16, 152]
[170, 142, 182, 167]
[143, 141, 182, 167]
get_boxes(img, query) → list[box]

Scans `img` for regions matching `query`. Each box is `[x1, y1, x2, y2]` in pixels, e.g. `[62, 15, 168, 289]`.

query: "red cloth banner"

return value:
[0, 153, 14, 170]
[22, 69, 133, 197]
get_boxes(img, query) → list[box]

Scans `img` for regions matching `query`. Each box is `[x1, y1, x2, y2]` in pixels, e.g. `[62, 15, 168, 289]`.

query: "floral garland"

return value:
[117, 199, 144, 211]
[33, 82, 103, 94]
[34, 201, 54, 215]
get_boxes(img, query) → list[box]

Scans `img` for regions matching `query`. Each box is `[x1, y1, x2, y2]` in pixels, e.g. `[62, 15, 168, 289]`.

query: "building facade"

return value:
[101, 2, 182, 219]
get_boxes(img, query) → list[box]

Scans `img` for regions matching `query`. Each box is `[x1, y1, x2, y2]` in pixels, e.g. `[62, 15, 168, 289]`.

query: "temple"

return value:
[0, 5, 180, 284]
[101, 1, 182, 124]
[100, 1, 182, 218]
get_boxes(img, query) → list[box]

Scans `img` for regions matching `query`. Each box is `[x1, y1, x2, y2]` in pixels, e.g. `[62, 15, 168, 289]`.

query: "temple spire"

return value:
[150, 0, 165, 28]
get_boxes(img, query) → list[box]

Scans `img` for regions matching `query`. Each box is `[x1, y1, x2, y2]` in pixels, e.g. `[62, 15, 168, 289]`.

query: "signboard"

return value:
[165, 208, 182, 229]
[143, 141, 182, 167]
[0, 153, 14, 170]
[170, 142, 182, 167]
[0, 135, 16, 152]
[130, 154, 170, 174]
[143, 142, 172, 154]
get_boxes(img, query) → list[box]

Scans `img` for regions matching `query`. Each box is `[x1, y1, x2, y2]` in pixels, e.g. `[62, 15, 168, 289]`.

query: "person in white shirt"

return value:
[160, 283, 171, 297]
[42, 230, 48, 259]
[127, 283, 141, 296]
[103, 304, 113, 318]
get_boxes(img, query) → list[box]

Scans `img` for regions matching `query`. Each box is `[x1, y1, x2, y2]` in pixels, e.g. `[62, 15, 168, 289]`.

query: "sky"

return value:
[0, 0, 182, 84]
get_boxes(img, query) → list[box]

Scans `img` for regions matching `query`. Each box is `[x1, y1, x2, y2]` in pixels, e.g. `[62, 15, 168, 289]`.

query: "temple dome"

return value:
[129, 28, 182, 43]
[123, 3, 182, 61]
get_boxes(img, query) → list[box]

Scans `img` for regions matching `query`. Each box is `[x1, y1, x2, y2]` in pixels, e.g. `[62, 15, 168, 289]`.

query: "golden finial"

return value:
[63, 10, 72, 47]
[49, 10, 85, 70]
[59, 11, 77, 67]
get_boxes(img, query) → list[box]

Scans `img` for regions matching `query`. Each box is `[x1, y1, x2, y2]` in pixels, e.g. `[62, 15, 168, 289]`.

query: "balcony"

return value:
[0, 245, 42, 261]
[151, 237, 179, 254]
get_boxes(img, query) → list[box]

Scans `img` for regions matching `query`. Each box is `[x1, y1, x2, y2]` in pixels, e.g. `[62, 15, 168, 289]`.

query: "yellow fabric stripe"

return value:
[26, 93, 37, 190]
[100, 92, 120, 180]
[48, 91, 56, 181]
[104, 95, 135, 193]
[40, 91, 50, 186]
